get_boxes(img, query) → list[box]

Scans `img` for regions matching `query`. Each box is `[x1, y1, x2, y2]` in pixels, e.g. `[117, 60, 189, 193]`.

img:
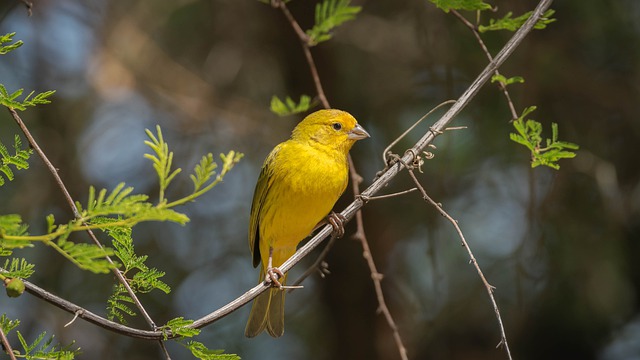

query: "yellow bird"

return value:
[245, 109, 369, 337]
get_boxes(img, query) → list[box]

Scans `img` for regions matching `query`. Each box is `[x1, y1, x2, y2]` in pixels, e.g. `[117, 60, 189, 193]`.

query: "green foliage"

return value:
[191, 153, 218, 192]
[306, 0, 361, 45]
[2, 258, 35, 279]
[270, 95, 315, 116]
[0, 32, 23, 55]
[428, 0, 492, 13]
[160, 319, 240, 359]
[162, 317, 200, 339]
[0, 84, 56, 111]
[184, 341, 241, 360]
[145, 126, 181, 204]
[479, 9, 556, 32]
[0, 135, 33, 186]
[510, 106, 579, 169]
[491, 74, 524, 87]
[105, 224, 170, 322]
[107, 283, 137, 324]
[0, 215, 32, 256]
[0, 315, 80, 359]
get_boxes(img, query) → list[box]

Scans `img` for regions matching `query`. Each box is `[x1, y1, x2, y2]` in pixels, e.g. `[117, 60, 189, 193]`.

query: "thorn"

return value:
[64, 310, 82, 327]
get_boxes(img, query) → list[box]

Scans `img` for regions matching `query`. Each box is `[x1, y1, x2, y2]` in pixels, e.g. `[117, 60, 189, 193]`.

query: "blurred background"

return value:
[0, 0, 639, 359]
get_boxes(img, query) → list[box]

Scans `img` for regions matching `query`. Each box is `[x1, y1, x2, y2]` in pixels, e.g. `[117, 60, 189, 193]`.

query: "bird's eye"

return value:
[332, 123, 342, 131]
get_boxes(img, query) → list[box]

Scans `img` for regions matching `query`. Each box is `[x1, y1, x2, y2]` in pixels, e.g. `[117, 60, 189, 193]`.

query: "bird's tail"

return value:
[244, 268, 286, 338]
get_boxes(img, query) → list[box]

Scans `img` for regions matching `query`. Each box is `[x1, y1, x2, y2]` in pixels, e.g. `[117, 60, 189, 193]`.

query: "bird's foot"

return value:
[327, 212, 347, 238]
[265, 266, 285, 288]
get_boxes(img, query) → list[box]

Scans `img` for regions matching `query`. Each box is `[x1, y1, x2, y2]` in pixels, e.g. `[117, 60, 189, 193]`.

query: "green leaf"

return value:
[491, 74, 525, 87]
[0, 32, 23, 55]
[479, 9, 556, 32]
[107, 283, 137, 324]
[509, 106, 579, 170]
[306, 0, 361, 46]
[144, 125, 182, 203]
[163, 317, 200, 340]
[184, 341, 241, 360]
[2, 258, 35, 279]
[191, 153, 218, 192]
[0, 134, 33, 186]
[428, 0, 492, 13]
[270, 95, 315, 116]
[0, 84, 55, 111]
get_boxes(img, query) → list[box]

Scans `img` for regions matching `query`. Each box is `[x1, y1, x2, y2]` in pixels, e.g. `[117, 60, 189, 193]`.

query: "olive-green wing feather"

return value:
[249, 144, 282, 268]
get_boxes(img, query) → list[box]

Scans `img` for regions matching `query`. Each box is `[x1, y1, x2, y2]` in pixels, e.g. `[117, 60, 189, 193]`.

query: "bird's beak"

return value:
[348, 123, 370, 140]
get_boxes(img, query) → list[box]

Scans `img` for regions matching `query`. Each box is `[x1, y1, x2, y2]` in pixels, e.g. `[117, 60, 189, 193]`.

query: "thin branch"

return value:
[450, 9, 518, 120]
[404, 161, 512, 359]
[19, 0, 33, 17]
[7, 109, 169, 358]
[276, 0, 330, 108]
[349, 156, 408, 360]
[0, 325, 17, 360]
[359, 188, 418, 201]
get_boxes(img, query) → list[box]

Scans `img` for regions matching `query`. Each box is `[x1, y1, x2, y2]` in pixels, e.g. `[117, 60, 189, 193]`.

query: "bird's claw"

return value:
[265, 267, 285, 288]
[328, 212, 347, 238]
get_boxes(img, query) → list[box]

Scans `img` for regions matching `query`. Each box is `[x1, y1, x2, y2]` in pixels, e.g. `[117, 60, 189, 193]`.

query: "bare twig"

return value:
[19, 0, 33, 17]
[359, 188, 418, 201]
[276, 0, 330, 109]
[8, 109, 169, 358]
[450, 9, 518, 120]
[402, 158, 512, 359]
[349, 156, 408, 360]
[383, 100, 456, 165]
[0, 325, 17, 360]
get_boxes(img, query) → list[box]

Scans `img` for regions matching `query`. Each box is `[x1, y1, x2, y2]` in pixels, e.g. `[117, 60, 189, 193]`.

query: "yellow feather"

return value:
[245, 109, 369, 338]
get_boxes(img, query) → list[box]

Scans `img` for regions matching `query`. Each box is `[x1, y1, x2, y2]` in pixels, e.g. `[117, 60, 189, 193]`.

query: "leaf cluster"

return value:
[0, 315, 81, 360]
[0, 85, 55, 111]
[106, 224, 170, 323]
[160, 318, 240, 360]
[0, 32, 23, 54]
[510, 106, 579, 170]
[0, 135, 32, 187]
[428, 0, 492, 13]
[479, 9, 556, 32]
[306, 0, 361, 45]
[270, 95, 315, 116]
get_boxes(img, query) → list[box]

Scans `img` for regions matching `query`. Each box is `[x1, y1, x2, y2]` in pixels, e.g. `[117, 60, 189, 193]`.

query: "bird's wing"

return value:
[249, 143, 282, 268]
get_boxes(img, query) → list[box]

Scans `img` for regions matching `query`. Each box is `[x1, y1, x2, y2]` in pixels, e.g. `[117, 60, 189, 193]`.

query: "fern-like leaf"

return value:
[428, 0, 492, 13]
[0, 32, 23, 55]
[1, 258, 35, 279]
[107, 284, 137, 324]
[479, 9, 556, 32]
[510, 106, 579, 170]
[0, 134, 33, 186]
[306, 0, 361, 45]
[184, 341, 241, 360]
[191, 153, 218, 192]
[144, 126, 182, 203]
[270, 95, 315, 116]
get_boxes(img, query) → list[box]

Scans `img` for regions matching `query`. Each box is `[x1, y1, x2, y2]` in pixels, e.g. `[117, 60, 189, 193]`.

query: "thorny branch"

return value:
[393, 153, 512, 359]
[0, 325, 17, 360]
[3, 0, 554, 353]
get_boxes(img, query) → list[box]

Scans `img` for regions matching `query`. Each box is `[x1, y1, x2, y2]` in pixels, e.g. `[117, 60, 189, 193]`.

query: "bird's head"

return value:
[292, 109, 370, 153]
